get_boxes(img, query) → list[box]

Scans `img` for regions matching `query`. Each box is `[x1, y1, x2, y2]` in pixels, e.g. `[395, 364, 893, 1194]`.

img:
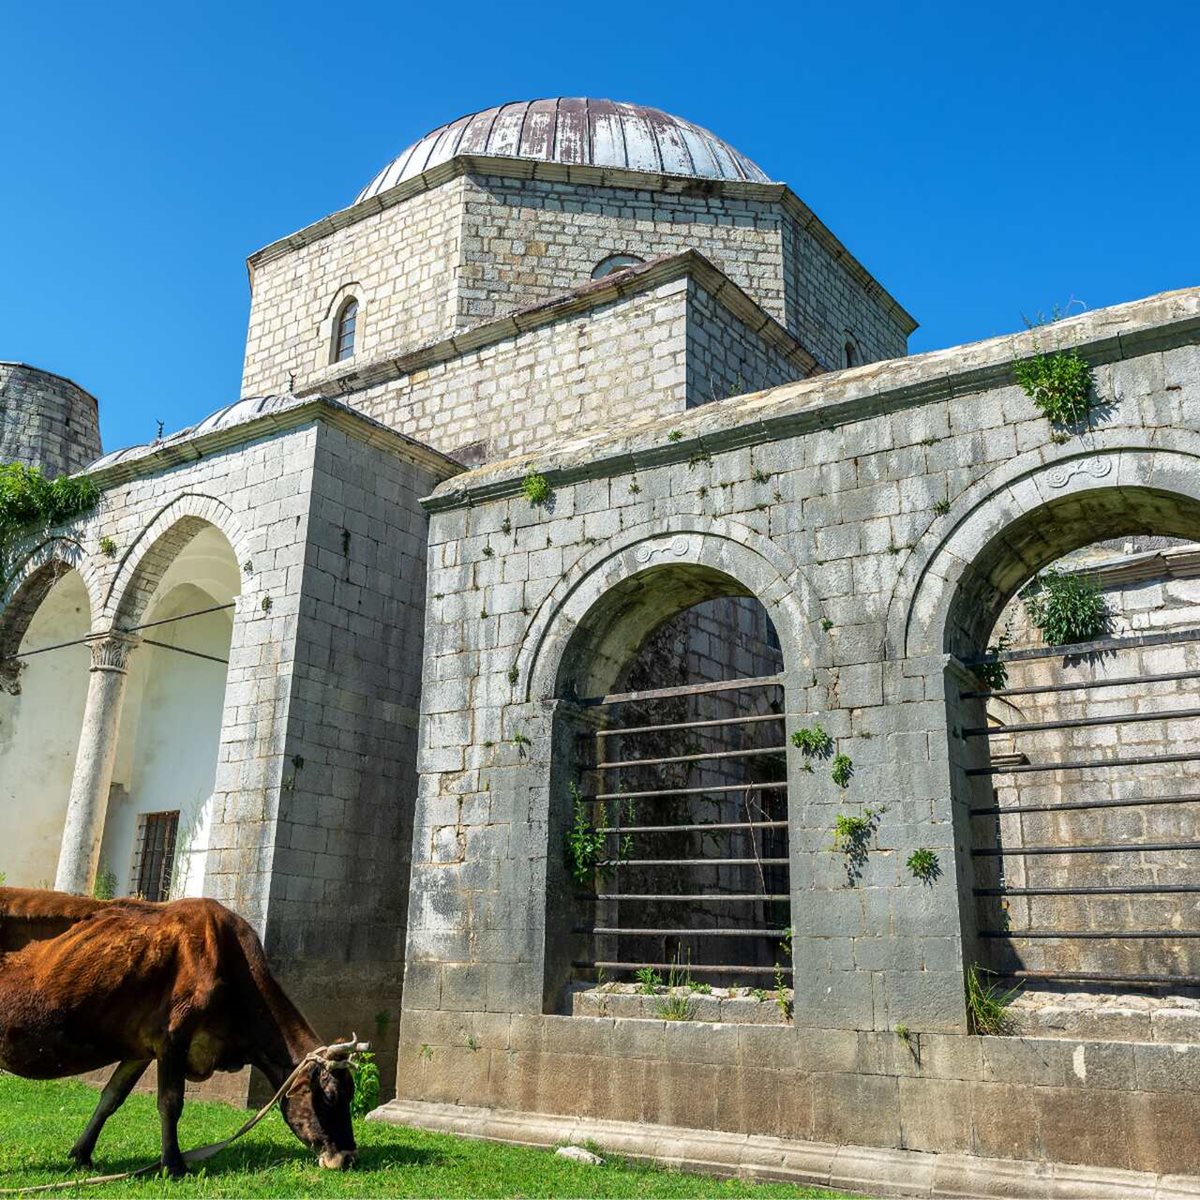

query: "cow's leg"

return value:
[69, 1059, 151, 1168]
[155, 1047, 188, 1177]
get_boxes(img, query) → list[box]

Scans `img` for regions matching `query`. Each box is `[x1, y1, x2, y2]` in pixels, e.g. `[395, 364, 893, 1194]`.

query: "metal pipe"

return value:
[573, 960, 790, 976]
[576, 673, 783, 707]
[595, 713, 785, 738]
[970, 793, 1200, 817]
[593, 781, 787, 802]
[597, 820, 788, 835]
[981, 929, 1200, 939]
[582, 894, 789, 902]
[961, 667, 1200, 701]
[597, 746, 787, 771]
[967, 751, 1200, 777]
[576, 927, 790, 938]
[598, 857, 790, 867]
[973, 840, 1200, 857]
[963, 706, 1200, 738]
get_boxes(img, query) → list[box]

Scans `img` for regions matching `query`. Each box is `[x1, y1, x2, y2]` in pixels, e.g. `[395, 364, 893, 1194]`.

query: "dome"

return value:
[355, 99, 772, 203]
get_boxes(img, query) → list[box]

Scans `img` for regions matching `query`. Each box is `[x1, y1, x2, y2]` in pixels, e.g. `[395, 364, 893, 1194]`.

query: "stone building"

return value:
[4, 99, 1200, 1193]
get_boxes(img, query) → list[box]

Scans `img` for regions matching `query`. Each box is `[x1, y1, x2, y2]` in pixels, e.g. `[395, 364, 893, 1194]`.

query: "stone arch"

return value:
[104, 494, 251, 629]
[0, 538, 101, 673]
[519, 517, 828, 703]
[888, 435, 1200, 661]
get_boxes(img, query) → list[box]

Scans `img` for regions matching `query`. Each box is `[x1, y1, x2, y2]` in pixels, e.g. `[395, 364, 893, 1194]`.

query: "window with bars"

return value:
[552, 593, 791, 1002]
[333, 298, 358, 362]
[132, 810, 179, 902]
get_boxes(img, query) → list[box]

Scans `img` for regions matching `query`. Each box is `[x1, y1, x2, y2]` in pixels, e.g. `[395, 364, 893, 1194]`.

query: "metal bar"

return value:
[140, 637, 229, 666]
[963, 707, 1200, 738]
[593, 781, 787, 802]
[583, 894, 789, 902]
[573, 960, 791, 976]
[976, 883, 1200, 896]
[961, 668, 1200, 701]
[122, 602, 236, 633]
[576, 674, 783, 708]
[576, 927, 789, 937]
[596, 713, 785, 738]
[597, 746, 787, 771]
[597, 820, 788, 835]
[1011, 969, 1200, 987]
[599, 858, 790, 868]
[970, 793, 1200, 817]
[967, 751, 1200, 777]
[981, 929, 1200, 939]
[973, 841, 1200, 857]
[4, 633, 94, 661]
[961, 625, 1200, 667]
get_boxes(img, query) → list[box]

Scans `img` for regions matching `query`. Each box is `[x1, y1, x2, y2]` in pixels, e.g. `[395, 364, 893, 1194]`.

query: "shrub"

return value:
[791, 724, 834, 758]
[521, 470, 552, 506]
[0, 463, 99, 581]
[350, 1050, 380, 1117]
[1013, 348, 1093, 426]
[1022, 569, 1111, 646]
[635, 966, 662, 994]
[92, 863, 117, 900]
[832, 806, 883, 883]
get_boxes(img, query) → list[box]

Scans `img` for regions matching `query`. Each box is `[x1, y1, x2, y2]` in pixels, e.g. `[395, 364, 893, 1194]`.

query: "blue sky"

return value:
[3, 1, 1196, 454]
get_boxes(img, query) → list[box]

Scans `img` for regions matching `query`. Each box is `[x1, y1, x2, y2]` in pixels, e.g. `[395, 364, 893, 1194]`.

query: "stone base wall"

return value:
[393, 1010, 1200, 1177]
[0, 363, 102, 477]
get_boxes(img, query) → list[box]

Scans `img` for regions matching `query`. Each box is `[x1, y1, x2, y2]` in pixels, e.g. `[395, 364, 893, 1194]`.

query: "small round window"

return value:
[591, 254, 643, 280]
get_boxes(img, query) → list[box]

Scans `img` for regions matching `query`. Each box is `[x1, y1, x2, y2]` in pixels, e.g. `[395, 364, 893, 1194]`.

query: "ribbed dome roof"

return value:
[355, 99, 772, 203]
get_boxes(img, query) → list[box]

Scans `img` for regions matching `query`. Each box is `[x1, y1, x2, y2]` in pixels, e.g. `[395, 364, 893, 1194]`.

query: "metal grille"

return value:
[962, 626, 1200, 989]
[135, 810, 179, 902]
[570, 674, 790, 986]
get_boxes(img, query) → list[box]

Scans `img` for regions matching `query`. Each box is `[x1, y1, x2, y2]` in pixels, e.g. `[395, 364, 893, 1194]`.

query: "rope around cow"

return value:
[0, 1035, 369, 1195]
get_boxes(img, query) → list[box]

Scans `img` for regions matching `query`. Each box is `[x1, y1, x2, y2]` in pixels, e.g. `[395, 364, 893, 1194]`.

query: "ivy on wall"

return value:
[0, 463, 99, 585]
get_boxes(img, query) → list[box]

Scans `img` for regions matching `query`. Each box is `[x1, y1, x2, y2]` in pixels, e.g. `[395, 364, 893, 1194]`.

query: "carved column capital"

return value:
[87, 631, 140, 674]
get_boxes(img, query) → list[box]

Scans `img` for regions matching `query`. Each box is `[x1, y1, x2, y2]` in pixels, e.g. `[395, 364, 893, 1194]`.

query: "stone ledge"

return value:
[368, 1098, 1200, 1199]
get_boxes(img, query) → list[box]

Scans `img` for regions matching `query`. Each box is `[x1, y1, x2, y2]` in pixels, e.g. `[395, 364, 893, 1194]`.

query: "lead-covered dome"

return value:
[355, 98, 772, 203]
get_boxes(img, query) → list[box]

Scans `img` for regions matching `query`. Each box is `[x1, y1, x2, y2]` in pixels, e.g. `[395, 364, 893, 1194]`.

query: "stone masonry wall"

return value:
[455, 173, 787, 329]
[781, 212, 910, 369]
[0, 363, 102, 476]
[398, 290, 1200, 1174]
[241, 178, 466, 397]
[263, 422, 446, 1093]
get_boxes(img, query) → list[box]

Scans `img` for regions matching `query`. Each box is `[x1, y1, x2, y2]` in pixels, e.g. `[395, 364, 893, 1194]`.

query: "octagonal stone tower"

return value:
[0, 363, 102, 477]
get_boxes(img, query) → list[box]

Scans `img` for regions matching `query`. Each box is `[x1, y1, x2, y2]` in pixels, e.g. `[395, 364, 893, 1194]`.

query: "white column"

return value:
[54, 632, 139, 895]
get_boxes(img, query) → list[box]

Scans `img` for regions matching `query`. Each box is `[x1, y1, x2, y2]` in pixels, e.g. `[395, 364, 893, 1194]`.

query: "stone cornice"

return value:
[422, 287, 1200, 514]
[244, 155, 915, 335]
[295, 250, 817, 400]
[88, 397, 462, 491]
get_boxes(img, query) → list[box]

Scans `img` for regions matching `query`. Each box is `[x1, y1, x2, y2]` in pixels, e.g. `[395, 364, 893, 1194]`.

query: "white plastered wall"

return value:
[0, 571, 91, 886]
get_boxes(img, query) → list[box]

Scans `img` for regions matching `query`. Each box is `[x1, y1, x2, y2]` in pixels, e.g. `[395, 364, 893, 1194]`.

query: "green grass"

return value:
[0, 1075, 846, 1198]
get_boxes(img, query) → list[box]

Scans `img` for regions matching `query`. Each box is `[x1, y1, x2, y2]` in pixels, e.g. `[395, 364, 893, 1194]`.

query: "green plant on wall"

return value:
[0, 463, 99, 585]
[92, 863, 117, 900]
[790, 724, 834, 759]
[830, 753, 854, 788]
[906, 847, 941, 885]
[965, 964, 1020, 1036]
[564, 783, 608, 884]
[1021, 569, 1110, 646]
[521, 469, 552, 507]
[832, 806, 883, 884]
[1013, 347, 1093, 427]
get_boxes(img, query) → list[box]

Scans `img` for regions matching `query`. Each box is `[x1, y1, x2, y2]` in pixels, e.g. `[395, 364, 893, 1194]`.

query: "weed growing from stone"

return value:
[751, 467, 771, 484]
[830, 753, 854, 788]
[832, 806, 883, 883]
[667, 429, 683, 442]
[1014, 347, 1093, 427]
[906, 848, 941, 885]
[482, 544, 494, 557]
[521, 469, 552, 506]
[0, 463, 99, 583]
[1022, 569, 1111, 646]
[564, 783, 608, 884]
[932, 498, 951, 517]
[965, 964, 1020, 1035]
[791, 724, 834, 759]
[628, 480, 641, 494]
[507, 665, 519, 686]
[99, 535, 117, 557]
[820, 617, 834, 632]
[500, 516, 512, 535]
[635, 966, 663, 994]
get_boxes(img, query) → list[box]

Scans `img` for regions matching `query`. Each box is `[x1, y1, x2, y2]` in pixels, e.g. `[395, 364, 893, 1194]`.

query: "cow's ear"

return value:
[285, 1069, 313, 1099]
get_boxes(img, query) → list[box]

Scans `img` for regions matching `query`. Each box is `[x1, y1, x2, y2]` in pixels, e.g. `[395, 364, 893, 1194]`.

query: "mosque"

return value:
[4, 99, 1200, 1194]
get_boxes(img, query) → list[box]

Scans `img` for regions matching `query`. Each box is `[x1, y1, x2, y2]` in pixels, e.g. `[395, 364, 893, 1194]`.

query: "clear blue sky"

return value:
[3, 1, 1196, 454]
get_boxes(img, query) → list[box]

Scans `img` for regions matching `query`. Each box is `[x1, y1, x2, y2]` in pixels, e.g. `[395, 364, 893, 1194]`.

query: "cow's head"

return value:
[279, 1040, 364, 1169]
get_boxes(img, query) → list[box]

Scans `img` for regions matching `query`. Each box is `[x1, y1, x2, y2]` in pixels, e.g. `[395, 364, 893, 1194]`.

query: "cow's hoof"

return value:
[67, 1147, 94, 1169]
[160, 1159, 187, 1180]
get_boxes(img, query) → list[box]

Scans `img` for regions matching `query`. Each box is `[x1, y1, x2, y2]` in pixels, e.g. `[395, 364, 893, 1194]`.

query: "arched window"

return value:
[592, 254, 644, 281]
[333, 298, 358, 363]
[844, 340, 858, 368]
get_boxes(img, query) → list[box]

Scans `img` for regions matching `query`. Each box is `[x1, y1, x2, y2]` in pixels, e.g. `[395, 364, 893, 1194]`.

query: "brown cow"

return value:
[0, 887, 359, 1175]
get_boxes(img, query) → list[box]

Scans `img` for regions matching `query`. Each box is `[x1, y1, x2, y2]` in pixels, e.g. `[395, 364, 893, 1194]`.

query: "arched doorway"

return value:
[544, 563, 791, 1016]
[946, 485, 1200, 1004]
[100, 524, 240, 899]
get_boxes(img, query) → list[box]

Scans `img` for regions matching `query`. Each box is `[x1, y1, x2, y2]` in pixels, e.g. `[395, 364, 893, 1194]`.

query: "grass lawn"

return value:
[0, 1075, 847, 1198]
